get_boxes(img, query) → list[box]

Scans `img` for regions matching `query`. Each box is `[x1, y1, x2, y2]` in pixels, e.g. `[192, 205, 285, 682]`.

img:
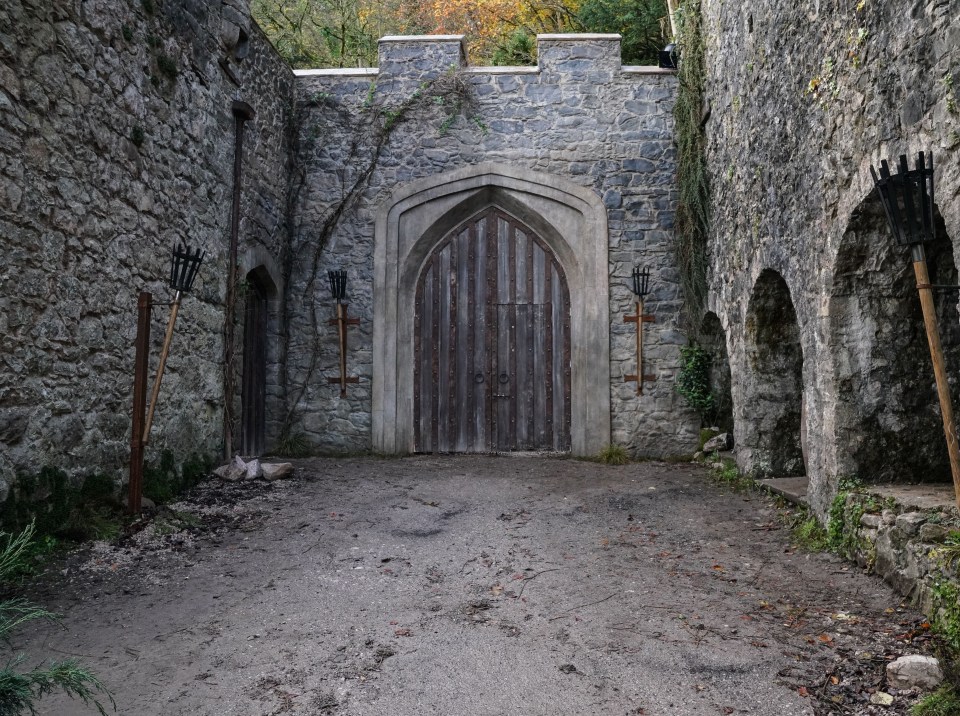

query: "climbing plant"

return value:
[675, 344, 714, 421]
[277, 70, 484, 442]
[672, 0, 710, 338]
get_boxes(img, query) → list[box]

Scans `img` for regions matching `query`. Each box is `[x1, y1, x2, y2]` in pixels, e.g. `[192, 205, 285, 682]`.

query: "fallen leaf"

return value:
[797, 686, 809, 698]
[818, 634, 833, 644]
[830, 676, 839, 685]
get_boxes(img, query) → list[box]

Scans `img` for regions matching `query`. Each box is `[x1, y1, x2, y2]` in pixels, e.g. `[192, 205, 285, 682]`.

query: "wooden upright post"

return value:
[129, 291, 152, 514]
[913, 247, 960, 511]
[624, 299, 656, 395]
[328, 303, 360, 397]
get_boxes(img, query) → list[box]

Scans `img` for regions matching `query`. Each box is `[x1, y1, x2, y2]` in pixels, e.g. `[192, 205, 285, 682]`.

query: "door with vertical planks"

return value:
[414, 207, 571, 453]
[241, 273, 268, 456]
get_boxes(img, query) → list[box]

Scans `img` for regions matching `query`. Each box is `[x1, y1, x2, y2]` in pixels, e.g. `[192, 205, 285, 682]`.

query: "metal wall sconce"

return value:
[658, 43, 678, 70]
[871, 151, 960, 510]
[624, 266, 656, 395]
[129, 243, 204, 514]
[328, 269, 359, 397]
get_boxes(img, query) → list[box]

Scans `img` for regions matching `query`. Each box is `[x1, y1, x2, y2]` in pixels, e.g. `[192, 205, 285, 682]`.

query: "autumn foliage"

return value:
[252, 0, 669, 68]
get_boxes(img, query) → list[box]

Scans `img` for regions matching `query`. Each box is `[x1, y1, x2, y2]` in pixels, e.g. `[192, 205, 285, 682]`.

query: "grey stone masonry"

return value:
[701, 0, 960, 515]
[290, 34, 695, 456]
[0, 0, 293, 495]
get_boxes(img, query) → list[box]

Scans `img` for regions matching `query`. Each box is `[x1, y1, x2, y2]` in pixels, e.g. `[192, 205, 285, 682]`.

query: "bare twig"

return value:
[549, 592, 618, 621]
[517, 568, 560, 596]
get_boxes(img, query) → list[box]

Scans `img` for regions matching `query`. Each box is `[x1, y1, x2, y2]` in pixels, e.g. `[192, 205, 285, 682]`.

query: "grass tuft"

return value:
[596, 444, 631, 465]
[912, 685, 960, 716]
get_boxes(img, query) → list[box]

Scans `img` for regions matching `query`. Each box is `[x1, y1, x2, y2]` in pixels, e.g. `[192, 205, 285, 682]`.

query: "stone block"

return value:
[919, 523, 950, 543]
[896, 512, 927, 536]
[886, 655, 943, 691]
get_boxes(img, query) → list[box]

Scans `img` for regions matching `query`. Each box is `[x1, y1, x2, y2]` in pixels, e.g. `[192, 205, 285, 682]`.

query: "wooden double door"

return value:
[414, 207, 571, 453]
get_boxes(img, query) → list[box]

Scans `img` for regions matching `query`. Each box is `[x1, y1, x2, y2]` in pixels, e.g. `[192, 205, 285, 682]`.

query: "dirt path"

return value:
[20, 456, 938, 715]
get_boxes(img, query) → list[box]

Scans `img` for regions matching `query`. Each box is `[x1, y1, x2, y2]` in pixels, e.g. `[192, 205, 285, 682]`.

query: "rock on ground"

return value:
[886, 655, 943, 691]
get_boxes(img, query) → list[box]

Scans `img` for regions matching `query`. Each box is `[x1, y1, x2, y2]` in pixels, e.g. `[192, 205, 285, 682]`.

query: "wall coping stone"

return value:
[295, 65, 673, 77]
[294, 68, 379, 77]
[379, 35, 466, 43]
[464, 66, 541, 75]
[537, 33, 622, 41]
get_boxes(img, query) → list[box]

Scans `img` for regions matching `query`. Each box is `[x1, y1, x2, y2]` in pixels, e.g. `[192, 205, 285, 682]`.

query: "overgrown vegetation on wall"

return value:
[0, 452, 212, 545]
[672, 0, 709, 337]
[278, 70, 484, 444]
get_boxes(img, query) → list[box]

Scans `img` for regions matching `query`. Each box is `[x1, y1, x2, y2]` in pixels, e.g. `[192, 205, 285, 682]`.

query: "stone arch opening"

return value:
[829, 195, 959, 483]
[700, 311, 733, 434]
[741, 269, 805, 477]
[241, 265, 279, 457]
[373, 163, 610, 455]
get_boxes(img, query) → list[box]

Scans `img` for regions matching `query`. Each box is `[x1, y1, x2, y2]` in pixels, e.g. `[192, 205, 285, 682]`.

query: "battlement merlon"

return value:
[536, 33, 622, 78]
[378, 35, 467, 82]
[294, 34, 675, 81]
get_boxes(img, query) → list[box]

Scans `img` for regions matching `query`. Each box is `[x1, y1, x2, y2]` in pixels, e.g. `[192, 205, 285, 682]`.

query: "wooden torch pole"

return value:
[912, 244, 960, 511]
[142, 291, 182, 445]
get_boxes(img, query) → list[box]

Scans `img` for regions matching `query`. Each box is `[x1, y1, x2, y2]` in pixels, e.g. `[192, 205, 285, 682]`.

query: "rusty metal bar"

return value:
[129, 291, 152, 514]
[224, 101, 255, 460]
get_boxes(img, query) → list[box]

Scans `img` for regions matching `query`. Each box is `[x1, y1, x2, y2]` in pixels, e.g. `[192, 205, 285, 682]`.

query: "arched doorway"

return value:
[829, 196, 959, 482]
[414, 206, 572, 452]
[373, 163, 610, 456]
[701, 311, 733, 434]
[241, 267, 276, 456]
[741, 269, 805, 477]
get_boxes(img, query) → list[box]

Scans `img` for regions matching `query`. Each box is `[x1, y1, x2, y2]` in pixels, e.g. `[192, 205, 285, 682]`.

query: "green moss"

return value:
[792, 512, 830, 552]
[143, 450, 213, 504]
[930, 579, 960, 654]
[826, 478, 868, 559]
[698, 428, 719, 451]
[155, 54, 177, 81]
[913, 685, 960, 716]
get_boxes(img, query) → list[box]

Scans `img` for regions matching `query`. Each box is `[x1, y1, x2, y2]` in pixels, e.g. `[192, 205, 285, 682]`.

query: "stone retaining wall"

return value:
[0, 0, 293, 494]
[700, 0, 960, 515]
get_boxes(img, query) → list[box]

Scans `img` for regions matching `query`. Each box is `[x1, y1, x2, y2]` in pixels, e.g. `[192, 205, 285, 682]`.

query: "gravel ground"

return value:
[18, 455, 941, 715]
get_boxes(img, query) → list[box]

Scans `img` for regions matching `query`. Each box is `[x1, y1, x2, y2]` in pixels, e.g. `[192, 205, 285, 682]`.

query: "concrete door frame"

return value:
[372, 163, 611, 456]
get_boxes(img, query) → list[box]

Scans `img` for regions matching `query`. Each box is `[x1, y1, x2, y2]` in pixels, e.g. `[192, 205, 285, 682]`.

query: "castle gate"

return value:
[414, 207, 571, 453]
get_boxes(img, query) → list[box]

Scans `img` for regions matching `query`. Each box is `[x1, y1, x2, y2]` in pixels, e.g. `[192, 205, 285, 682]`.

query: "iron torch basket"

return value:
[869, 151, 936, 247]
[169, 243, 205, 294]
[328, 269, 347, 303]
[630, 266, 651, 298]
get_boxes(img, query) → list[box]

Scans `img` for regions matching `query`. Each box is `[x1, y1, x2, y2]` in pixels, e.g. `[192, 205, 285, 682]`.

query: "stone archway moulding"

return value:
[372, 162, 611, 455]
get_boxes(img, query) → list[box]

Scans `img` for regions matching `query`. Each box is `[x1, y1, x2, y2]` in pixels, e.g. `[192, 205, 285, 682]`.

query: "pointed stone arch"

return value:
[238, 248, 283, 457]
[372, 163, 610, 455]
[828, 193, 959, 483]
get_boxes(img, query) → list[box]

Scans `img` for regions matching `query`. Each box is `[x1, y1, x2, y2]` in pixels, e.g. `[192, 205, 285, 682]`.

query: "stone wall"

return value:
[288, 35, 696, 457]
[700, 0, 960, 515]
[0, 0, 293, 495]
